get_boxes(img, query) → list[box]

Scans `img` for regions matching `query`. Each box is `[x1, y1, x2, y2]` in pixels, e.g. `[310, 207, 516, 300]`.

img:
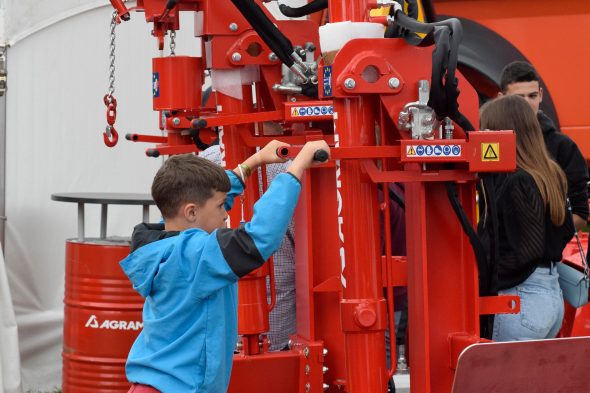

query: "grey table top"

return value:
[51, 192, 155, 205]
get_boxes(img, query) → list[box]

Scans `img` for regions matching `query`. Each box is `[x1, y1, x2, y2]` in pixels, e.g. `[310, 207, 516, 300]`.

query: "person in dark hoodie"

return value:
[499, 61, 589, 230]
[120, 139, 330, 393]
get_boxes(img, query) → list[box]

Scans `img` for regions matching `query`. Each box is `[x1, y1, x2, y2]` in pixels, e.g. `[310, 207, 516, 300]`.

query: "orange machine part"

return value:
[62, 240, 142, 393]
[434, 0, 590, 160]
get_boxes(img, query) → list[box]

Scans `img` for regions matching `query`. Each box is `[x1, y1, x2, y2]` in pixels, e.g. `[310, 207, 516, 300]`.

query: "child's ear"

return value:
[183, 203, 199, 223]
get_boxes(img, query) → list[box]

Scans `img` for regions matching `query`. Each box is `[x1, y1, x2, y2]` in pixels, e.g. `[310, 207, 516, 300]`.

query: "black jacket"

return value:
[492, 170, 574, 290]
[538, 111, 589, 221]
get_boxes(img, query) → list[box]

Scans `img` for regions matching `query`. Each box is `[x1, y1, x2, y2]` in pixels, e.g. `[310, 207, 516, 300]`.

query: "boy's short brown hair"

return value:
[151, 154, 231, 219]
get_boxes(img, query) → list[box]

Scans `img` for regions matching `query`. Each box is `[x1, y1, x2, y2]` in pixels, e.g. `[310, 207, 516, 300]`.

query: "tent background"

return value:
[0, 1, 304, 391]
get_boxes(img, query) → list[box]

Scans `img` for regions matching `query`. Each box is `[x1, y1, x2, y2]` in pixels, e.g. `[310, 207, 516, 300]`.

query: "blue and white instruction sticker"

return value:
[291, 105, 334, 117]
[322, 66, 333, 97]
[406, 144, 461, 157]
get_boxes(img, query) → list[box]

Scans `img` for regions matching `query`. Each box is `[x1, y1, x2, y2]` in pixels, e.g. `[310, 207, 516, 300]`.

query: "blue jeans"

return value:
[493, 265, 564, 341]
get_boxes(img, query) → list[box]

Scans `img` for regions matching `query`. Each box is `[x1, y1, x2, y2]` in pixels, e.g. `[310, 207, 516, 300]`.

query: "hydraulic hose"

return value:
[390, 10, 475, 131]
[230, 0, 295, 67]
[279, 0, 328, 18]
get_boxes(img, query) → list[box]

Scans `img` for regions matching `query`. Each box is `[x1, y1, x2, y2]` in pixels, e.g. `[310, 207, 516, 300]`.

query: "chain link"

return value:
[170, 30, 176, 56]
[103, 10, 119, 147]
[107, 11, 117, 101]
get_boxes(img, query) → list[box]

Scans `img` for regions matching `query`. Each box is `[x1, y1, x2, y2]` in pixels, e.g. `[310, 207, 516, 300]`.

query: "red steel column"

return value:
[327, 0, 388, 390]
[333, 95, 388, 393]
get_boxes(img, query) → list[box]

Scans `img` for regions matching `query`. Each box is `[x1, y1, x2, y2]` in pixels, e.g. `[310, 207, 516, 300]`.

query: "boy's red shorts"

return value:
[127, 383, 161, 393]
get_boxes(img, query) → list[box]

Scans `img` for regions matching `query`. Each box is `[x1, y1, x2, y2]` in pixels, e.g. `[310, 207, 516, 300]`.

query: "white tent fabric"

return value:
[0, 1, 109, 45]
[0, 2, 305, 392]
[0, 249, 21, 393]
[2, 5, 188, 391]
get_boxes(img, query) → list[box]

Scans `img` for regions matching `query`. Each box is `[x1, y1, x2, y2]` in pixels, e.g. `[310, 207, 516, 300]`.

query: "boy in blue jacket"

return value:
[120, 139, 329, 393]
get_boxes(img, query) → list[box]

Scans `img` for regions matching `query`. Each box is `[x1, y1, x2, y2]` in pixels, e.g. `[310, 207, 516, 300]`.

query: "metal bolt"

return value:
[305, 383, 311, 393]
[323, 366, 329, 374]
[231, 52, 242, 62]
[288, 339, 294, 349]
[268, 52, 278, 62]
[235, 340, 243, 352]
[303, 347, 310, 358]
[305, 365, 310, 375]
[388, 77, 400, 89]
[229, 23, 238, 32]
[343, 78, 356, 90]
[323, 384, 329, 391]
[323, 348, 328, 356]
[172, 117, 180, 126]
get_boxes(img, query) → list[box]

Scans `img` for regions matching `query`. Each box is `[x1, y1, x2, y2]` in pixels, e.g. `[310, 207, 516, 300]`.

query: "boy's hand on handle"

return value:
[235, 140, 290, 181]
[288, 140, 331, 180]
[257, 140, 290, 165]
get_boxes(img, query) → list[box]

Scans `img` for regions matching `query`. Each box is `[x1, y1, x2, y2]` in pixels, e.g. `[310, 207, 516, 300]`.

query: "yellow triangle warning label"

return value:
[292, 108, 299, 116]
[482, 143, 499, 161]
[407, 145, 417, 156]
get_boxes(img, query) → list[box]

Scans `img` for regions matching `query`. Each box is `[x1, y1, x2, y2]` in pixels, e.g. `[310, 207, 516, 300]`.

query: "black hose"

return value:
[230, 0, 295, 67]
[390, 10, 475, 131]
[406, 0, 419, 20]
[279, 0, 328, 18]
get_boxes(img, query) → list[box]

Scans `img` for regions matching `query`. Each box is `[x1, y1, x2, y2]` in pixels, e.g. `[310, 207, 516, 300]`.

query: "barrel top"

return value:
[51, 193, 155, 205]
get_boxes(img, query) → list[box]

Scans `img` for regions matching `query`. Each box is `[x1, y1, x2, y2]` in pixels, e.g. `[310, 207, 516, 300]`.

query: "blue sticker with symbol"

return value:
[434, 145, 442, 155]
[416, 145, 425, 156]
[425, 145, 433, 155]
[328, 106, 334, 114]
[443, 145, 451, 155]
[323, 66, 333, 97]
[452, 145, 461, 155]
[313, 107, 321, 115]
[152, 72, 160, 98]
[321, 106, 328, 114]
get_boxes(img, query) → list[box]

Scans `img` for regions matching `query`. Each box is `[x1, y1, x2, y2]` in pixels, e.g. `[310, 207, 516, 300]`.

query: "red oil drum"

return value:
[62, 239, 142, 393]
[152, 56, 202, 110]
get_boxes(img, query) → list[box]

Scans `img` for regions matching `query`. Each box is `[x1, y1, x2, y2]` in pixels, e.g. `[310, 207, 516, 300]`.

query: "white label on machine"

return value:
[291, 105, 334, 117]
[406, 145, 461, 157]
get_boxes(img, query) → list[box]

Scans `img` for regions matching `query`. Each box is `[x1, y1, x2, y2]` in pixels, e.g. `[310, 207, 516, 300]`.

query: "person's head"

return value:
[498, 61, 543, 113]
[151, 154, 231, 233]
[480, 95, 567, 225]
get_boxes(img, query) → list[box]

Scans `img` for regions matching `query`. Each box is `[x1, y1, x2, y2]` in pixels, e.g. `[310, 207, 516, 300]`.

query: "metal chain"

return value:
[102, 10, 119, 147]
[107, 10, 117, 101]
[170, 30, 176, 56]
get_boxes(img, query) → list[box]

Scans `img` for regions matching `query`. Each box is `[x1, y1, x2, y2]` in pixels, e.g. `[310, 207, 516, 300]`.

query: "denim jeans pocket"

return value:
[517, 286, 556, 334]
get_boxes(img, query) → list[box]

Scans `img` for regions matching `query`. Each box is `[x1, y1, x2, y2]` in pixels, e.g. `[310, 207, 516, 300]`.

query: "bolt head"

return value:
[343, 78, 356, 90]
[231, 52, 242, 62]
[229, 23, 238, 32]
[268, 52, 278, 62]
[388, 77, 400, 89]
[172, 117, 180, 126]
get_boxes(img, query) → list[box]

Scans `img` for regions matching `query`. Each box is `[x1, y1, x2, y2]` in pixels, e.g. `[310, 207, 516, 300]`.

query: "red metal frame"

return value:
[105, 1, 530, 393]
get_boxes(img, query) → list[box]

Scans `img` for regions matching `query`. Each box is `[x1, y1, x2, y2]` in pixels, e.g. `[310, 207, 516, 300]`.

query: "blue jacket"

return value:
[120, 170, 301, 392]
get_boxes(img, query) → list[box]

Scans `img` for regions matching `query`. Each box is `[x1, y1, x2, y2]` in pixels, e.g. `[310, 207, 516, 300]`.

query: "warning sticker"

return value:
[406, 145, 461, 158]
[291, 105, 334, 117]
[481, 143, 499, 161]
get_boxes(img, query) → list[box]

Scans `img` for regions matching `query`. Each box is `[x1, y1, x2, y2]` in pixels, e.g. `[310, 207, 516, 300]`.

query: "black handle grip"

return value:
[313, 149, 329, 162]
[166, 0, 180, 9]
[146, 149, 160, 158]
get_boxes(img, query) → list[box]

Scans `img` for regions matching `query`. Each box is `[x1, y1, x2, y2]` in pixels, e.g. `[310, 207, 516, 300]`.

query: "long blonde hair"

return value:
[480, 95, 567, 225]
